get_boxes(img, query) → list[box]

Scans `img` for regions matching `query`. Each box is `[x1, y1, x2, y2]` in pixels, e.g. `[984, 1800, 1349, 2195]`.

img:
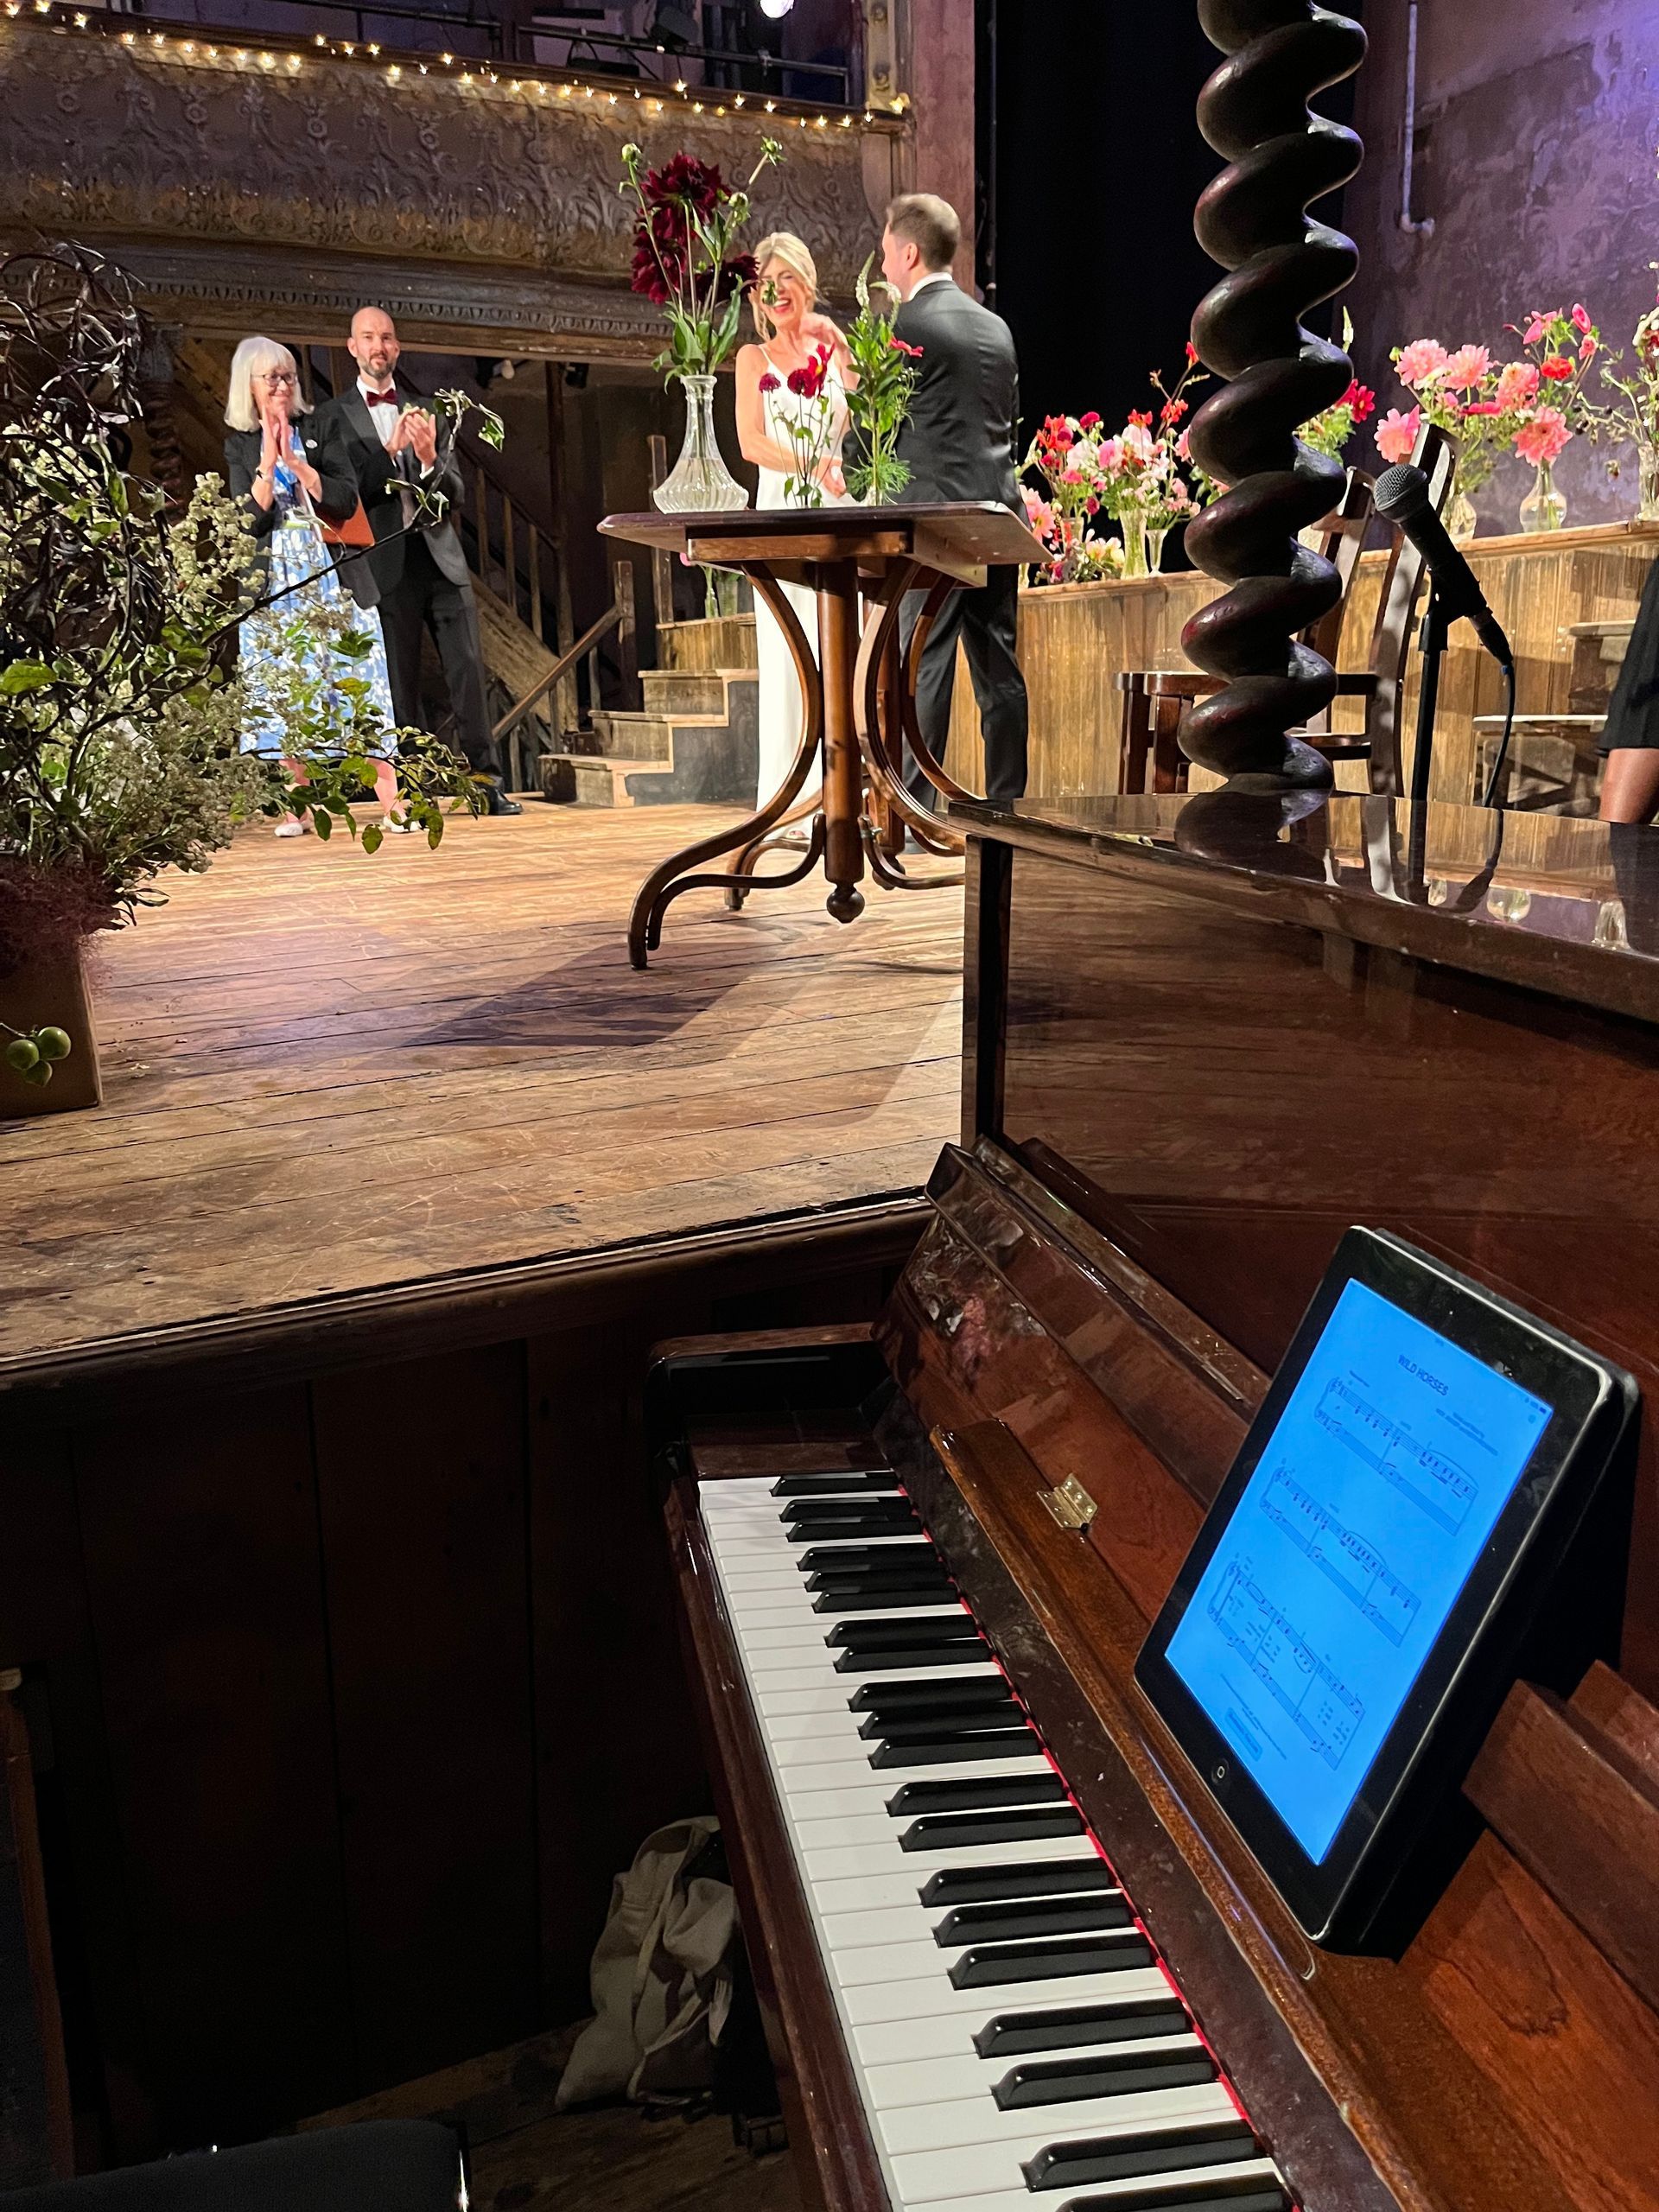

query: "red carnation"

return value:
[1539, 356, 1575, 381]
[1079, 410, 1102, 430]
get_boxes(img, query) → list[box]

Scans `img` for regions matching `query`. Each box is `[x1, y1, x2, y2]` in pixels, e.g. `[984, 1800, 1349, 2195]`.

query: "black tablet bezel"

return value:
[1133, 1226, 1633, 1944]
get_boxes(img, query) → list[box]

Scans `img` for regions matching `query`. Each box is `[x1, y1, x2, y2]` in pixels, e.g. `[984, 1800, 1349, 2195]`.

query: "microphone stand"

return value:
[1408, 582, 1452, 813]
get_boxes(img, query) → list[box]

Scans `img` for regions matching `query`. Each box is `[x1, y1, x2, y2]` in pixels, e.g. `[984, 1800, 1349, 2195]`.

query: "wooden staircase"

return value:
[543, 661, 760, 806]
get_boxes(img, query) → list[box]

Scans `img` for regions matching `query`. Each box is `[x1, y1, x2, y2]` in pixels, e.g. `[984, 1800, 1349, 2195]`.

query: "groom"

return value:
[882, 194, 1029, 810]
[317, 306, 518, 814]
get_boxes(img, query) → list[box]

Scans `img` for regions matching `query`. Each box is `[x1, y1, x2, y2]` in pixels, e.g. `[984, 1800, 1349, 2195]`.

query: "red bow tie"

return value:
[365, 388, 398, 407]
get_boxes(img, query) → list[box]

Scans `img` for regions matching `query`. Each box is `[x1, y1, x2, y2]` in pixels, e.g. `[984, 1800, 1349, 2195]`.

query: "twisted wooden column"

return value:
[1180, 0, 1367, 791]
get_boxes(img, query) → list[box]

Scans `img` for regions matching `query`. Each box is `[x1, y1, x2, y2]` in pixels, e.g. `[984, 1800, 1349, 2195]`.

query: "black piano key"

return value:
[809, 1566, 951, 1595]
[1022, 2118, 1261, 2194]
[798, 1544, 937, 1574]
[974, 1996, 1190, 2058]
[817, 1586, 957, 1613]
[828, 1618, 980, 1649]
[995, 2049, 1216, 2110]
[850, 1677, 1012, 1713]
[934, 1893, 1133, 1946]
[1052, 2179, 1287, 2212]
[783, 1505, 919, 1534]
[860, 1707, 1022, 1742]
[834, 1643, 988, 1671]
[949, 1933, 1155, 1986]
[922, 1858, 1112, 1906]
[900, 1808, 1085, 1853]
[872, 1729, 1038, 1767]
[770, 1473, 898, 1495]
[779, 1493, 916, 1521]
[887, 1774, 1068, 1818]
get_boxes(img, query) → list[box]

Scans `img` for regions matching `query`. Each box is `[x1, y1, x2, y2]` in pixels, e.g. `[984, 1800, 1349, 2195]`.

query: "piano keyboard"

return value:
[700, 1471, 1293, 2212]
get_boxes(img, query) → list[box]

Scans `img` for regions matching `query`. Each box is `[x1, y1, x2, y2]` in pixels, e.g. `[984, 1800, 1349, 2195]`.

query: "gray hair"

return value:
[224, 336, 312, 432]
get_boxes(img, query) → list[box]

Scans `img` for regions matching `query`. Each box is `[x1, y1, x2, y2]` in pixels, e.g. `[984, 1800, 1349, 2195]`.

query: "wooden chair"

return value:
[1116, 426, 1456, 796]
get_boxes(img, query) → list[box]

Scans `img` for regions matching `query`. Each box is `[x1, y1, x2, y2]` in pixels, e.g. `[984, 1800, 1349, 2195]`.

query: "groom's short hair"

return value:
[885, 194, 960, 271]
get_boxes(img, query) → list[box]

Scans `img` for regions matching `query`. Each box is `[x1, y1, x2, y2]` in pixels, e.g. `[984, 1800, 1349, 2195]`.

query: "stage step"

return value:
[544, 667, 759, 806]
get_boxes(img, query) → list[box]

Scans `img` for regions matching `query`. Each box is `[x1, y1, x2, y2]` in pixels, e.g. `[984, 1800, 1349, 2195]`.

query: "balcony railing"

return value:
[109, 0, 861, 103]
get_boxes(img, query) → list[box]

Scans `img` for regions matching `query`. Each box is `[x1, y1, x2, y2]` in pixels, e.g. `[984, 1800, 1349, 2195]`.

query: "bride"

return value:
[735, 233, 856, 811]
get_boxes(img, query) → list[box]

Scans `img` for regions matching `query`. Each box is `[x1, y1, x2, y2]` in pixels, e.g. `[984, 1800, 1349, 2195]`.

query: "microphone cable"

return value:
[1479, 659, 1518, 810]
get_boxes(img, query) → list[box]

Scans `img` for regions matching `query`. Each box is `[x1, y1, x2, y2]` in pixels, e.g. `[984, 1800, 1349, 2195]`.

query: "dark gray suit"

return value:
[893, 277, 1029, 808]
[313, 385, 499, 777]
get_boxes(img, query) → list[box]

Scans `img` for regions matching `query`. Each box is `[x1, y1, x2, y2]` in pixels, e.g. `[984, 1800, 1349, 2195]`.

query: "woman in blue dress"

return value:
[223, 337, 406, 836]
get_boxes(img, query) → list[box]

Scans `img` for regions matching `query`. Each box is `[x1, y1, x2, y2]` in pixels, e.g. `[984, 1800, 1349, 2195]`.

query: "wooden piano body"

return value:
[655, 791, 1659, 2212]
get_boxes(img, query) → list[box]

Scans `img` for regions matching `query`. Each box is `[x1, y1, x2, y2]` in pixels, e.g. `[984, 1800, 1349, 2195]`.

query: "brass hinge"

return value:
[1041, 1476, 1097, 1535]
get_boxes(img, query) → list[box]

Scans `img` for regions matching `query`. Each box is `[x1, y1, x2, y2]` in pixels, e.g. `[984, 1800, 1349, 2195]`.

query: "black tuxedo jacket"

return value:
[312, 385, 470, 610]
[892, 279, 1022, 512]
[223, 422, 357, 582]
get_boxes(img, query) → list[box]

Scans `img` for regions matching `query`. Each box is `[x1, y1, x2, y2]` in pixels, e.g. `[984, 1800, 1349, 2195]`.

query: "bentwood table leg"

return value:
[626, 569, 824, 968]
[817, 560, 866, 925]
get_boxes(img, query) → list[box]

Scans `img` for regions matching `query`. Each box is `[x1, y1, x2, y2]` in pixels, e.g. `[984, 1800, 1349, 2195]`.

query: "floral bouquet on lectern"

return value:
[621, 136, 784, 512]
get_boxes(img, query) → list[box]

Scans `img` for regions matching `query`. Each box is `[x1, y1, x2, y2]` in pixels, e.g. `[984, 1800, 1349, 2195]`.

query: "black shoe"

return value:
[480, 777, 524, 817]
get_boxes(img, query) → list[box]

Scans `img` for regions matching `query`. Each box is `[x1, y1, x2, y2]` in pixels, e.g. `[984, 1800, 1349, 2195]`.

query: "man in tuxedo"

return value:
[317, 306, 518, 814]
[882, 194, 1029, 810]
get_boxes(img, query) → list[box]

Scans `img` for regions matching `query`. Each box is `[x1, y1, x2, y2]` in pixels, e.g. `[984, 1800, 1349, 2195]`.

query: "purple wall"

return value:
[1344, 0, 1659, 531]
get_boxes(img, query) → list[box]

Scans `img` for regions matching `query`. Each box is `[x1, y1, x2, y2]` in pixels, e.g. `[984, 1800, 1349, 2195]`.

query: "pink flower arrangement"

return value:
[1382, 307, 1600, 503]
[1515, 406, 1572, 467]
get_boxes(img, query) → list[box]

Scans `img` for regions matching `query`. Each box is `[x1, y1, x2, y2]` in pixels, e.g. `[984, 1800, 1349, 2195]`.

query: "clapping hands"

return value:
[390, 405, 439, 470]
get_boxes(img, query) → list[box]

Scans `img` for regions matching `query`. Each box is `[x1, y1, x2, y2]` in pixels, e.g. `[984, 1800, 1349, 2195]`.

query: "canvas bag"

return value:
[555, 1815, 735, 2109]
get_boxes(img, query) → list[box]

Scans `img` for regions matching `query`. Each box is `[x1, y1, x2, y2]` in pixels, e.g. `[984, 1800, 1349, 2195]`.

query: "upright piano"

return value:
[652, 791, 1659, 2212]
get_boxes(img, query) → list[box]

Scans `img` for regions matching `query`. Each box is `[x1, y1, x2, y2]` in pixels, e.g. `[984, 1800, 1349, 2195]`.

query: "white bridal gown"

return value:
[752, 347, 853, 810]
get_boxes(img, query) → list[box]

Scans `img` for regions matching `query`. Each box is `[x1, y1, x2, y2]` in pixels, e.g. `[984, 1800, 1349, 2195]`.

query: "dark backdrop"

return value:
[982, 2, 1363, 461]
[982, 3, 1223, 448]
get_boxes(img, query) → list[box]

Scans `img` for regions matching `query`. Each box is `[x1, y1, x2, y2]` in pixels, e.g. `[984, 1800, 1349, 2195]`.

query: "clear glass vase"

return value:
[652, 373, 748, 514]
[1147, 525, 1170, 575]
[1120, 509, 1150, 581]
[1444, 484, 1478, 543]
[1639, 444, 1659, 524]
[1518, 459, 1567, 535]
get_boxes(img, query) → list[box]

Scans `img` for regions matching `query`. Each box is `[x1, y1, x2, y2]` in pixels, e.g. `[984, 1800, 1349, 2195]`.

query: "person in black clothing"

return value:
[1599, 556, 1659, 823]
[314, 307, 519, 815]
[881, 193, 1030, 810]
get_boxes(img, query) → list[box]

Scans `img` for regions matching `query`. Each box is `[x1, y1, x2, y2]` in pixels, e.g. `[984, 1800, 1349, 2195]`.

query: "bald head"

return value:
[348, 306, 399, 383]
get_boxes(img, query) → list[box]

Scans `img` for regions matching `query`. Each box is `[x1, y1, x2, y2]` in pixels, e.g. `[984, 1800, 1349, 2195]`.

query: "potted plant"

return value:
[620, 137, 784, 512]
[0, 244, 482, 1117]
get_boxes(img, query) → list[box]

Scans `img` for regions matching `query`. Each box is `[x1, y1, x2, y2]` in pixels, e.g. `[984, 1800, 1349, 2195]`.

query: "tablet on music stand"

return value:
[1135, 1228, 1637, 1947]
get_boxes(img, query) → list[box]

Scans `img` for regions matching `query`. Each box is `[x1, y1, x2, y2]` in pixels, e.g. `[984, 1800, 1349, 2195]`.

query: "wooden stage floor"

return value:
[0, 805, 964, 1378]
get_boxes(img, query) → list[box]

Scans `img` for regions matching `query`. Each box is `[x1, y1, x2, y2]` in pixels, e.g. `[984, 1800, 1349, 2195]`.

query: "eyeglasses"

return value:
[257, 371, 298, 387]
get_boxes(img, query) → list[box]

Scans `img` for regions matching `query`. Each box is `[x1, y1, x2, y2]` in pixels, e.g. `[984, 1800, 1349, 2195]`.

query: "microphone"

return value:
[1374, 464, 1515, 667]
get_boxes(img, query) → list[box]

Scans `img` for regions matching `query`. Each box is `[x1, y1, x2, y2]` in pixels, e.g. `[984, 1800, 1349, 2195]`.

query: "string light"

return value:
[7, 4, 900, 137]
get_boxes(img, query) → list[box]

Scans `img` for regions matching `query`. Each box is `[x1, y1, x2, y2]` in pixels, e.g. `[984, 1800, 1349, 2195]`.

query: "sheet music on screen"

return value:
[1166, 1280, 1554, 1861]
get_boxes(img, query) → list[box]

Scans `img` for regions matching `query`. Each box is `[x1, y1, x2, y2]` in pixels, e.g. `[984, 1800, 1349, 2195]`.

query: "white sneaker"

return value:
[380, 811, 414, 835]
[274, 818, 308, 839]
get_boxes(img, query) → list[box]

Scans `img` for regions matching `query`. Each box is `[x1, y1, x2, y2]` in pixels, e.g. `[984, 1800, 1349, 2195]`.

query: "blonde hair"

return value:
[749, 233, 818, 339]
[224, 336, 312, 432]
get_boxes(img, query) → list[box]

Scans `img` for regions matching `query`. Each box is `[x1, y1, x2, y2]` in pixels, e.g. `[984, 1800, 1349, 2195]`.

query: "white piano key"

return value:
[810, 1868, 939, 1915]
[861, 2031, 1202, 2115]
[801, 1832, 1091, 1884]
[877, 2077, 1233, 2159]
[842, 1965, 1171, 2029]
[891, 2149, 1281, 2211]
[782, 1763, 1052, 1816]
[754, 1665, 1001, 1714]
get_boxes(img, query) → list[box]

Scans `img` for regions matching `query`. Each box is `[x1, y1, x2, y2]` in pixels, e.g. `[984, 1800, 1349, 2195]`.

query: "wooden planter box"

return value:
[0, 941, 103, 1119]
